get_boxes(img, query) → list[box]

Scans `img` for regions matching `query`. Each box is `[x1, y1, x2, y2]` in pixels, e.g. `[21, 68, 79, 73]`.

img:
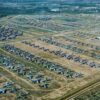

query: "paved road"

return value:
[64, 80, 100, 100]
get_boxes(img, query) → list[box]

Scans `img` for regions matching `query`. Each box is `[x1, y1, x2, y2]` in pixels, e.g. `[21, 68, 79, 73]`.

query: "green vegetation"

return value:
[75, 86, 100, 100]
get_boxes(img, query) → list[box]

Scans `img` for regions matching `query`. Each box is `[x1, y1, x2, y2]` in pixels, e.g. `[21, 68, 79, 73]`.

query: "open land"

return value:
[0, 2, 100, 100]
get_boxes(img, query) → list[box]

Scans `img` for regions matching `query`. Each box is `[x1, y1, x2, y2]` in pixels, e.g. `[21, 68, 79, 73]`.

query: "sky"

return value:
[0, 0, 100, 3]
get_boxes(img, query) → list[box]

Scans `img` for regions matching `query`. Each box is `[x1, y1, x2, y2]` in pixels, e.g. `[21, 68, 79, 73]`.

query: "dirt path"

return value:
[0, 66, 37, 90]
[12, 42, 100, 76]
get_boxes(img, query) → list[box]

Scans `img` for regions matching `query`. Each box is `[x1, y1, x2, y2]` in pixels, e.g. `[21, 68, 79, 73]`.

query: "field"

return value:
[0, 2, 100, 100]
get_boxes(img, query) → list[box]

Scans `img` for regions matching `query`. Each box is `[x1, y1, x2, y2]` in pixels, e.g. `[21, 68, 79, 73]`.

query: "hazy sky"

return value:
[0, 0, 99, 3]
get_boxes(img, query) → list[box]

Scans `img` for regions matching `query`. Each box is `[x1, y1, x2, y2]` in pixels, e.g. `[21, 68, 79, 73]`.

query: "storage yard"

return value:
[0, 1, 100, 100]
